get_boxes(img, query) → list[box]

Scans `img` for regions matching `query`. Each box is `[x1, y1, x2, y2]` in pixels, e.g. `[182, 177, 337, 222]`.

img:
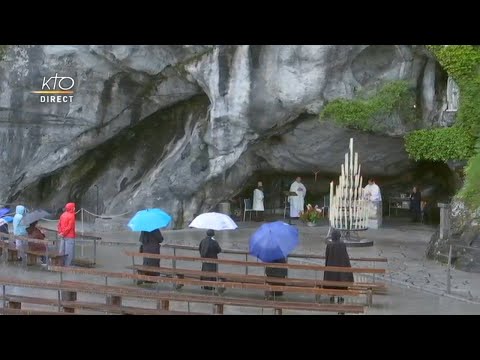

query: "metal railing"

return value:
[441, 243, 480, 295]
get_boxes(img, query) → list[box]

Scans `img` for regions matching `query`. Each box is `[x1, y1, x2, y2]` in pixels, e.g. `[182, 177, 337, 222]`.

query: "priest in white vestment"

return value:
[364, 179, 382, 202]
[289, 177, 307, 218]
[363, 178, 383, 229]
[252, 181, 265, 221]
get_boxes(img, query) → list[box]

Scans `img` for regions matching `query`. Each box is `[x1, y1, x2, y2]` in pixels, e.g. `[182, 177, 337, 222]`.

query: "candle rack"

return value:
[326, 138, 373, 247]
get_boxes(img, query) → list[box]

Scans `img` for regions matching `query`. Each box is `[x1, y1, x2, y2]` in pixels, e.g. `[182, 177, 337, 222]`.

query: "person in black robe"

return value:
[265, 257, 288, 299]
[137, 229, 163, 284]
[0, 218, 8, 242]
[324, 229, 353, 304]
[410, 186, 422, 222]
[199, 229, 222, 291]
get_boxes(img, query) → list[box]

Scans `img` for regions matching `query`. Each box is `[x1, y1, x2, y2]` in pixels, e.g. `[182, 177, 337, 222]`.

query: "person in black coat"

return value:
[265, 257, 288, 299]
[324, 229, 353, 304]
[0, 218, 8, 241]
[199, 229, 222, 291]
[137, 229, 164, 283]
[410, 186, 422, 223]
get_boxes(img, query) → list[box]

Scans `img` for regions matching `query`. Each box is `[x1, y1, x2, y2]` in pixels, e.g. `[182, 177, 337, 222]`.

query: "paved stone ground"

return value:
[29, 215, 480, 314]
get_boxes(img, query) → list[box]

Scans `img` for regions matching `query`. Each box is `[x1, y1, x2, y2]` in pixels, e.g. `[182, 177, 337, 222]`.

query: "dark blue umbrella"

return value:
[249, 221, 299, 262]
[0, 208, 10, 217]
[128, 208, 172, 232]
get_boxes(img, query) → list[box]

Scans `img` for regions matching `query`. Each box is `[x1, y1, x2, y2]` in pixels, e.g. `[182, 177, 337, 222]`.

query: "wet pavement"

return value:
[2, 216, 478, 314]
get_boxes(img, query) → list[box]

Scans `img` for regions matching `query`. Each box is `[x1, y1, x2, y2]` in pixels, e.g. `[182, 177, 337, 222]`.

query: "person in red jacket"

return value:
[57, 202, 76, 266]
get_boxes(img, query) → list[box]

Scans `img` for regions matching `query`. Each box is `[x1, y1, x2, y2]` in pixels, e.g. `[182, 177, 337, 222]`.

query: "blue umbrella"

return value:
[1, 216, 13, 223]
[0, 208, 10, 217]
[128, 208, 172, 232]
[249, 221, 299, 262]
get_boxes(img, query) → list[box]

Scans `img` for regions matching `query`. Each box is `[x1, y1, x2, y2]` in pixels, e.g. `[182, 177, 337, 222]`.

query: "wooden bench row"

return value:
[0, 307, 74, 315]
[0, 237, 66, 266]
[0, 295, 202, 315]
[160, 243, 388, 263]
[127, 264, 386, 294]
[47, 266, 370, 311]
[124, 252, 386, 305]
[125, 251, 387, 275]
[0, 275, 365, 315]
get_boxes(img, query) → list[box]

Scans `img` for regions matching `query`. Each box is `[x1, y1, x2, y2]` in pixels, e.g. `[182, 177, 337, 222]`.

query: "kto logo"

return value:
[31, 73, 75, 103]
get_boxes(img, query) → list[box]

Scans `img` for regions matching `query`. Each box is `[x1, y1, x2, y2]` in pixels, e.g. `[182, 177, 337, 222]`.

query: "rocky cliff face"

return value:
[426, 199, 480, 273]
[0, 45, 448, 227]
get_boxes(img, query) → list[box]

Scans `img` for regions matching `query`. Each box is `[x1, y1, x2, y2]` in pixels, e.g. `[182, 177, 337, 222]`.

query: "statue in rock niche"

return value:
[446, 77, 460, 111]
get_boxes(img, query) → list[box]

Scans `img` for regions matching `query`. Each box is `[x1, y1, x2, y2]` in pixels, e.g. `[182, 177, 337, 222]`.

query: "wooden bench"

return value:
[0, 240, 18, 261]
[125, 251, 386, 303]
[161, 243, 388, 264]
[0, 277, 204, 315]
[0, 275, 365, 315]
[127, 264, 386, 294]
[47, 266, 367, 313]
[1, 235, 66, 266]
[125, 251, 386, 276]
[0, 295, 202, 315]
[0, 307, 74, 315]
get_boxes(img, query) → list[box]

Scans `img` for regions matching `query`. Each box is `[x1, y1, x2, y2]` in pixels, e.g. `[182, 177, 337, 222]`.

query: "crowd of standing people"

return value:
[2, 202, 77, 266]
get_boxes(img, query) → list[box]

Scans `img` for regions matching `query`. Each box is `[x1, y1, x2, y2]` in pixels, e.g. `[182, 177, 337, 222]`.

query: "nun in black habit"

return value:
[265, 257, 288, 299]
[410, 186, 422, 222]
[324, 229, 353, 303]
[137, 229, 164, 283]
[199, 229, 223, 291]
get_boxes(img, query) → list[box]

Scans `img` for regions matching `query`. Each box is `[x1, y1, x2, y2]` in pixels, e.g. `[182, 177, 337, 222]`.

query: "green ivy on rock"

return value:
[404, 45, 480, 209]
[459, 147, 480, 209]
[405, 127, 475, 161]
[319, 80, 415, 131]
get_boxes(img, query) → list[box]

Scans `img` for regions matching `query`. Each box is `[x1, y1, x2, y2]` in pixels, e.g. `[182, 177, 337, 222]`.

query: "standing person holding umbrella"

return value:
[264, 257, 288, 299]
[188, 212, 238, 293]
[127, 208, 173, 285]
[199, 229, 223, 291]
[249, 221, 299, 300]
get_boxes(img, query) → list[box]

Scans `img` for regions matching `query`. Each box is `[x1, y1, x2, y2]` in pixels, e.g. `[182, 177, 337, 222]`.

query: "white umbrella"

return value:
[189, 212, 238, 231]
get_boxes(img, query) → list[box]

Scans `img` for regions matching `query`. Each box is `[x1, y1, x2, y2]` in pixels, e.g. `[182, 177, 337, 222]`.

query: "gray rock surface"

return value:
[0, 45, 448, 227]
[426, 199, 480, 273]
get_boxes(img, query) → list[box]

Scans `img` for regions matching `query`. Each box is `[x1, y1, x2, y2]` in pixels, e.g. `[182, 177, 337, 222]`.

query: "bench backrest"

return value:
[160, 243, 388, 263]
[0, 275, 365, 313]
[47, 266, 364, 297]
[124, 251, 386, 274]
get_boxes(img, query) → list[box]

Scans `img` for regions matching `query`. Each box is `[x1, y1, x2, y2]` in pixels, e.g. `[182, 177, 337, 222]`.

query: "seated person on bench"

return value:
[26, 221, 47, 265]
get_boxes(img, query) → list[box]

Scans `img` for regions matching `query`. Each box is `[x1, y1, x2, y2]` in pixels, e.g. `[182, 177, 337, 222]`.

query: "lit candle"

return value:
[349, 139, 353, 178]
[329, 181, 334, 224]
[344, 153, 348, 179]
[354, 152, 358, 175]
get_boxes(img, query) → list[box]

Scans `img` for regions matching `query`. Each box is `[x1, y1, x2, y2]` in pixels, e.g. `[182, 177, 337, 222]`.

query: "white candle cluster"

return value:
[329, 138, 368, 230]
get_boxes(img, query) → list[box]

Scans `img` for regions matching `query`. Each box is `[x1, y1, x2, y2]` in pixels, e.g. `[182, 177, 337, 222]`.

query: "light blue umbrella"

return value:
[249, 221, 299, 262]
[128, 208, 172, 232]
